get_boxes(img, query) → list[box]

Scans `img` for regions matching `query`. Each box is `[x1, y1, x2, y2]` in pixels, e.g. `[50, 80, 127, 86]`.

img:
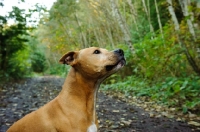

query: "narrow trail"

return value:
[0, 77, 199, 132]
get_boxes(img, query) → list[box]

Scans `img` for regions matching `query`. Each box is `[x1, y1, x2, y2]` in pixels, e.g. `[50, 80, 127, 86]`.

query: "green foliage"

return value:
[102, 75, 200, 113]
[45, 64, 69, 77]
[103, 20, 200, 113]
[0, 2, 46, 80]
[131, 23, 199, 79]
[0, 6, 30, 80]
[31, 0, 200, 113]
[31, 52, 47, 73]
[151, 76, 200, 112]
[0, 45, 31, 80]
[103, 76, 149, 97]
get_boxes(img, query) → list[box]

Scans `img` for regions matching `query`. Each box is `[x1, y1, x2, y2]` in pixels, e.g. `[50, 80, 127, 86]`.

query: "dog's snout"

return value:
[114, 49, 124, 56]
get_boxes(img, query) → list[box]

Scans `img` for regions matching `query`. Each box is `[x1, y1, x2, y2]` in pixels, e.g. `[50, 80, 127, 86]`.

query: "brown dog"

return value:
[7, 47, 126, 132]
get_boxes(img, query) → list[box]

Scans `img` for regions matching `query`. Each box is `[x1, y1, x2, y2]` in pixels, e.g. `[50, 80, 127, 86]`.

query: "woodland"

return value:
[0, 0, 200, 124]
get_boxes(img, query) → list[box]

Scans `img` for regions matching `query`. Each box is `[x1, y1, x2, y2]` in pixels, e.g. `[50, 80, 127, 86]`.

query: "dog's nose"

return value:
[114, 49, 124, 56]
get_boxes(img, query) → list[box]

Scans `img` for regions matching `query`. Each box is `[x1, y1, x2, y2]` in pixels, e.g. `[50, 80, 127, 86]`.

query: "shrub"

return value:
[31, 52, 47, 73]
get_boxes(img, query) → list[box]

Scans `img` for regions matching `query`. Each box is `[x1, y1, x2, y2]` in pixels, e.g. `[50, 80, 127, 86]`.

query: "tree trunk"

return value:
[178, 0, 196, 41]
[141, 0, 154, 34]
[92, 29, 100, 46]
[58, 19, 78, 47]
[154, 0, 164, 40]
[166, 0, 180, 31]
[105, 22, 115, 48]
[0, 34, 7, 72]
[0, 42, 7, 71]
[75, 13, 88, 48]
[166, 0, 200, 76]
[110, 0, 134, 54]
[126, 0, 139, 32]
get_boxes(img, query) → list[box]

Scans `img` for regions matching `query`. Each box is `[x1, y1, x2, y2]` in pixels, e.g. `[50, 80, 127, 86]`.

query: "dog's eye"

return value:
[93, 50, 101, 54]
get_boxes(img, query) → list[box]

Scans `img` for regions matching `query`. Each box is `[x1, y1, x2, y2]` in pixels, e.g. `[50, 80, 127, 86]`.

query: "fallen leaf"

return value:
[149, 113, 155, 118]
[112, 110, 120, 113]
[121, 120, 131, 126]
[110, 124, 119, 129]
[188, 121, 200, 127]
[188, 113, 196, 118]
[176, 118, 182, 122]
[169, 108, 176, 111]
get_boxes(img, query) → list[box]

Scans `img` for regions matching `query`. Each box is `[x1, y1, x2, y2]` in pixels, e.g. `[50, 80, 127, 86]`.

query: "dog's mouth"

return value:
[106, 58, 126, 71]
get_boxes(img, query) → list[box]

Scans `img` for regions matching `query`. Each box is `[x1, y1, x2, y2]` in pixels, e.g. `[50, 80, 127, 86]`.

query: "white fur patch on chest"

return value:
[87, 123, 97, 132]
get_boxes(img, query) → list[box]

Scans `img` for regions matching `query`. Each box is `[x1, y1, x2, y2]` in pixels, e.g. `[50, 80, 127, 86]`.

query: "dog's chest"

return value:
[87, 123, 97, 132]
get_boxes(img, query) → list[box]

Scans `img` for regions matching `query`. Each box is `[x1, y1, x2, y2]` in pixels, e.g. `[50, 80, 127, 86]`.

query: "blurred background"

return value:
[0, 0, 200, 114]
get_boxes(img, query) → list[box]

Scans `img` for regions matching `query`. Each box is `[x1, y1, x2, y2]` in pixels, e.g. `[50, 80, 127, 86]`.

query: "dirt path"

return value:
[0, 77, 199, 132]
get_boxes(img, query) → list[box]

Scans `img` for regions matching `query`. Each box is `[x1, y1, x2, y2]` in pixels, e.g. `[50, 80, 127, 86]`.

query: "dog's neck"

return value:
[59, 67, 100, 124]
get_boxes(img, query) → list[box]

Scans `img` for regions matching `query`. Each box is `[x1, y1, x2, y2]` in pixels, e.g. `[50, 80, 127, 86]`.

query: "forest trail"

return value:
[0, 76, 199, 132]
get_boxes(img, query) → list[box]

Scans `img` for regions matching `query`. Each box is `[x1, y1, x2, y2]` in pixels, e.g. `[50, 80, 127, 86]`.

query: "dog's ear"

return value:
[59, 51, 78, 66]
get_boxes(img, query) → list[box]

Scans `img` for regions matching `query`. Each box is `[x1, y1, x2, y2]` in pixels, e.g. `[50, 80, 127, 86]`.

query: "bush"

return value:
[45, 63, 69, 77]
[0, 47, 32, 80]
[103, 75, 200, 113]
[31, 52, 47, 73]
[152, 76, 200, 113]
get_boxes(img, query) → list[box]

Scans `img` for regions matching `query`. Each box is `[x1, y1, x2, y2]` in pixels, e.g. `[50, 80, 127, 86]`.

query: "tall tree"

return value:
[126, 0, 139, 32]
[178, 0, 196, 41]
[141, 0, 154, 34]
[0, 6, 29, 75]
[166, 0, 200, 76]
[109, 0, 135, 54]
[154, 0, 164, 39]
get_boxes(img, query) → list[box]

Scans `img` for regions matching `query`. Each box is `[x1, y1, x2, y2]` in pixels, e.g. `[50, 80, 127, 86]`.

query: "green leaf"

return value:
[182, 106, 188, 113]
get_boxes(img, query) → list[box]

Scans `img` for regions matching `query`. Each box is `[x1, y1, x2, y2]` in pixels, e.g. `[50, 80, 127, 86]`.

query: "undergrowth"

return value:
[102, 75, 200, 114]
[44, 64, 69, 77]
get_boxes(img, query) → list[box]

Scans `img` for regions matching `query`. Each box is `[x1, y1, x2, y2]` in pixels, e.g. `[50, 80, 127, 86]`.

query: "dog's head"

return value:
[59, 47, 126, 80]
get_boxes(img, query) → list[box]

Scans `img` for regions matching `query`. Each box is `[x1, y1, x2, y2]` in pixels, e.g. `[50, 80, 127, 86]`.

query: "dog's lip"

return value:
[106, 58, 126, 71]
